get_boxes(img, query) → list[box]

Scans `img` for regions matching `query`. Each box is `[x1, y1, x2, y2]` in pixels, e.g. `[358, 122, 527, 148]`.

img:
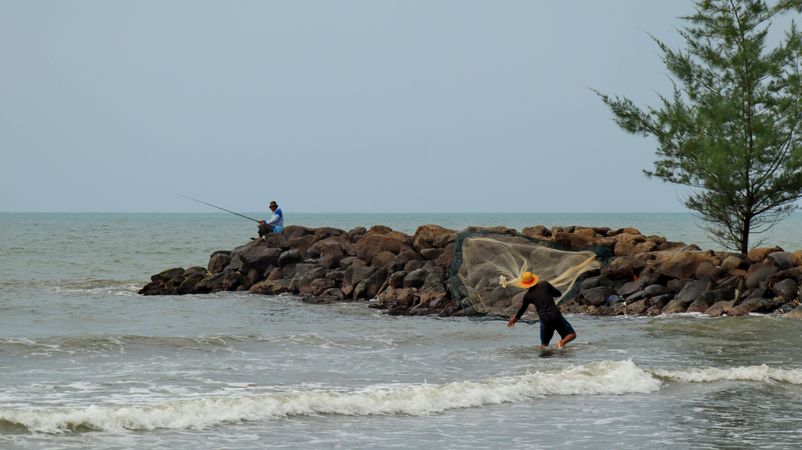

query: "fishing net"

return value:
[448, 230, 606, 318]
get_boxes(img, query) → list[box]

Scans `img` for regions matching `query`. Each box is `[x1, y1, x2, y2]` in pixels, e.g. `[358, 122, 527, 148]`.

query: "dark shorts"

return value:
[539, 315, 575, 346]
[258, 222, 275, 237]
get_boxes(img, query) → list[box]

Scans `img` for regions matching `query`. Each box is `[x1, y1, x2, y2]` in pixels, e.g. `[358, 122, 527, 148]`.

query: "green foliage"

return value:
[597, 0, 802, 253]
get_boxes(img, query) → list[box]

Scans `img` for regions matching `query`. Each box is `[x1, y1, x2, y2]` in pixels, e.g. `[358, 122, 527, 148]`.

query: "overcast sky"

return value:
[1, 1, 722, 213]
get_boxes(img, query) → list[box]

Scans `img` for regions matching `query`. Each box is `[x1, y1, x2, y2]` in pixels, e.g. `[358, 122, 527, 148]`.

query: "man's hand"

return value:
[507, 316, 517, 328]
[258, 220, 265, 224]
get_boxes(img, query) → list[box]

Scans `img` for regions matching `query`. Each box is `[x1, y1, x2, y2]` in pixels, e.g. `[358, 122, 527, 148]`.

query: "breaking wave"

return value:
[652, 364, 802, 384]
[0, 360, 659, 433]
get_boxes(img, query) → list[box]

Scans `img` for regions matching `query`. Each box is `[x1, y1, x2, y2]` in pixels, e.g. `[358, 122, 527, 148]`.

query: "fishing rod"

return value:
[179, 195, 260, 223]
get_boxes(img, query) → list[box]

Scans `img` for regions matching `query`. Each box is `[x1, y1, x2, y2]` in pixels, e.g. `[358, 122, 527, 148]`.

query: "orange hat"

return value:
[515, 271, 539, 289]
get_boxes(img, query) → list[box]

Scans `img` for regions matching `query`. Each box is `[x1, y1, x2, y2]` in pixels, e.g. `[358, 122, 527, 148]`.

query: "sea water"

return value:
[2, 212, 802, 449]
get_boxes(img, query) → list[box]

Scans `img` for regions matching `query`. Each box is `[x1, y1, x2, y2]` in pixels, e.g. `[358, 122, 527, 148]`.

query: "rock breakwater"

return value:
[139, 224, 802, 318]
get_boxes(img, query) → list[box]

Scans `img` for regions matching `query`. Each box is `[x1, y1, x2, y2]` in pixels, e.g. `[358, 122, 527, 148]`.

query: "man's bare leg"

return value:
[556, 333, 576, 349]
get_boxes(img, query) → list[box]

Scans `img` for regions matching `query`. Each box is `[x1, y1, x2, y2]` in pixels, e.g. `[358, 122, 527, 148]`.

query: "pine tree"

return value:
[597, 0, 802, 254]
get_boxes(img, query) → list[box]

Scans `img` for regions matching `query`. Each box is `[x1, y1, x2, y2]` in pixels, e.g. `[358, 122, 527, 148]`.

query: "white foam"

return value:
[652, 364, 802, 384]
[0, 360, 660, 433]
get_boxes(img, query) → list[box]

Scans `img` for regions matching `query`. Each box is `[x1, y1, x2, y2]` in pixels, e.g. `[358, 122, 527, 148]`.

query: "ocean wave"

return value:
[0, 335, 248, 356]
[0, 360, 660, 433]
[652, 364, 802, 384]
[51, 279, 142, 296]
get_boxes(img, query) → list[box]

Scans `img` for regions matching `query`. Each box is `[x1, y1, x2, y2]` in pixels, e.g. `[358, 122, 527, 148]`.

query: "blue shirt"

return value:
[267, 207, 284, 228]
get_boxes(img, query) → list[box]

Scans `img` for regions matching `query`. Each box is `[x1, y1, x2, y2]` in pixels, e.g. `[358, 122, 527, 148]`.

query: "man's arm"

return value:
[544, 281, 561, 298]
[507, 296, 531, 328]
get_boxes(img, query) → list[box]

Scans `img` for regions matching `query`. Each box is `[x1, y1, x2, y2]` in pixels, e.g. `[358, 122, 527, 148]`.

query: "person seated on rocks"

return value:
[257, 200, 284, 238]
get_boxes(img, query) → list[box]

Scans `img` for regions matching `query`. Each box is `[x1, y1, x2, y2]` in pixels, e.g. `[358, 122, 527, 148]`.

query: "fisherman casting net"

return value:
[449, 230, 605, 318]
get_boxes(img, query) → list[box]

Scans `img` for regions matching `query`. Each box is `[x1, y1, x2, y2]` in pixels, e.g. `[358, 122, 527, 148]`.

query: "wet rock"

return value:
[666, 278, 690, 293]
[617, 277, 647, 297]
[301, 295, 338, 304]
[289, 265, 328, 293]
[745, 263, 778, 289]
[403, 268, 428, 289]
[771, 278, 798, 300]
[675, 278, 713, 303]
[419, 271, 448, 304]
[686, 297, 713, 313]
[388, 271, 406, 289]
[230, 242, 282, 274]
[730, 297, 783, 316]
[706, 300, 736, 317]
[784, 305, 802, 319]
[249, 278, 291, 295]
[579, 286, 615, 307]
[195, 269, 242, 293]
[299, 278, 336, 296]
[341, 263, 374, 297]
[207, 251, 232, 274]
[626, 299, 648, 315]
[354, 267, 388, 300]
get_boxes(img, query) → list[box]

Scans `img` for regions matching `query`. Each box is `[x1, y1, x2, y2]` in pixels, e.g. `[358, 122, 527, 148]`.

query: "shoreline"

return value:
[139, 223, 802, 319]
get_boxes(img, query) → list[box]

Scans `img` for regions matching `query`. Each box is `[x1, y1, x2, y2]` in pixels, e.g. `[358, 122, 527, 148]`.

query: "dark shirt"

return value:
[514, 281, 563, 321]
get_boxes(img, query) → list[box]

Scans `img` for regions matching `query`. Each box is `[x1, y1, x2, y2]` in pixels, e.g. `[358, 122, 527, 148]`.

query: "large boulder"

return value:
[656, 252, 714, 280]
[579, 286, 615, 307]
[552, 231, 599, 251]
[412, 225, 456, 252]
[178, 267, 208, 294]
[706, 300, 736, 317]
[730, 297, 783, 316]
[207, 251, 232, 274]
[354, 267, 388, 300]
[194, 269, 243, 293]
[342, 262, 375, 297]
[249, 278, 291, 295]
[748, 246, 782, 263]
[604, 257, 635, 280]
[354, 232, 411, 262]
[662, 278, 712, 314]
[307, 237, 351, 269]
[745, 263, 779, 289]
[721, 254, 748, 271]
[229, 240, 282, 274]
[139, 267, 186, 295]
[767, 251, 795, 270]
[770, 278, 798, 300]
[403, 268, 428, 289]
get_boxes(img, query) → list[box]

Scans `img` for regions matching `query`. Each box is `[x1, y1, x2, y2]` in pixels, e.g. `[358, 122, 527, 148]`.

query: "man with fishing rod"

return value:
[179, 195, 284, 239]
[258, 200, 284, 238]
